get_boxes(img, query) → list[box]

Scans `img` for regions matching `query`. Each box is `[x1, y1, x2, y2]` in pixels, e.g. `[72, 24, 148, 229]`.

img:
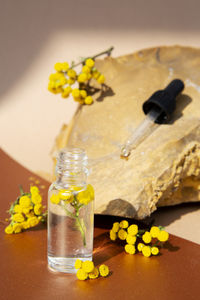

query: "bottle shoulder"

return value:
[48, 180, 88, 192]
[48, 182, 58, 192]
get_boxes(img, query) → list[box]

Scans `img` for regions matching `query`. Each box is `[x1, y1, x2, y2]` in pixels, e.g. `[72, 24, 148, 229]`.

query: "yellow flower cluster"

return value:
[50, 189, 74, 205]
[50, 184, 94, 206]
[5, 186, 46, 234]
[109, 221, 169, 258]
[48, 57, 106, 105]
[75, 259, 110, 280]
[76, 184, 94, 205]
[50, 184, 95, 246]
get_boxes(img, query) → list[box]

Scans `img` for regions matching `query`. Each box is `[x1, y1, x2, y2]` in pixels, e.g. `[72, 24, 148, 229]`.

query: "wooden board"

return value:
[0, 149, 200, 300]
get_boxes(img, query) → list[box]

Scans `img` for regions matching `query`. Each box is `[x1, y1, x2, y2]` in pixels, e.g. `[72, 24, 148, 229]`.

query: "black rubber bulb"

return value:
[142, 79, 184, 124]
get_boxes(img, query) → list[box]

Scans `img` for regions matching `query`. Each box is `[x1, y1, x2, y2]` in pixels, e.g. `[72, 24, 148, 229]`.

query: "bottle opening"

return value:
[56, 147, 89, 177]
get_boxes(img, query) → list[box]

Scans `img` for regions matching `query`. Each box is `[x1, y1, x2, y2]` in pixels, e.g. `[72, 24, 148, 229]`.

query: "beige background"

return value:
[0, 0, 200, 243]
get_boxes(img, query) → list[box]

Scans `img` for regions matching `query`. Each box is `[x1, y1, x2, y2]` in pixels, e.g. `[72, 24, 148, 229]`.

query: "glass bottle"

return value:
[47, 148, 94, 273]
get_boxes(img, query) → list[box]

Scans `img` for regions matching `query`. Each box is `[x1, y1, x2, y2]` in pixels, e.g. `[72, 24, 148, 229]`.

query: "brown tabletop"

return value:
[0, 149, 200, 300]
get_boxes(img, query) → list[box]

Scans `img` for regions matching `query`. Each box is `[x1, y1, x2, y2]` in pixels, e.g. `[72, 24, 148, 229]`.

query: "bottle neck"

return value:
[55, 148, 89, 188]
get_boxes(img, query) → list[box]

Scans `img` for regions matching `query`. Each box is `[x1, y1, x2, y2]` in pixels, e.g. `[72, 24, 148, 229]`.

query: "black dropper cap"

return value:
[142, 79, 184, 124]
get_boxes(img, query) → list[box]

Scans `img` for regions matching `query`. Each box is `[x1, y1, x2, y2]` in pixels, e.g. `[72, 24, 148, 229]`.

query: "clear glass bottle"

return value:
[47, 148, 94, 273]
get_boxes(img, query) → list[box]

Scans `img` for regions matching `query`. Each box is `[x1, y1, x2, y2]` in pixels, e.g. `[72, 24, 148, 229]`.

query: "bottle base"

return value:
[48, 255, 93, 273]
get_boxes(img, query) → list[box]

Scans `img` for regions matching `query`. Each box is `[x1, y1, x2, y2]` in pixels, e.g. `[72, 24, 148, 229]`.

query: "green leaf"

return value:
[19, 184, 24, 195]
[158, 226, 165, 231]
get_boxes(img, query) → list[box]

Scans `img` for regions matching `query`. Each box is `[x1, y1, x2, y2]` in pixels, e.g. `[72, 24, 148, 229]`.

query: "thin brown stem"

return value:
[0, 220, 8, 225]
[71, 46, 114, 68]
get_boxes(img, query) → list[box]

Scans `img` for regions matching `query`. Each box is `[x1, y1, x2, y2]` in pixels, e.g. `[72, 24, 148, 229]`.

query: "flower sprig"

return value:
[48, 46, 114, 105]
[5, 185, 47, 234]
[50, 184, 94, 246]
[74, 259, 110, 280]
[110, 220, 169, 257]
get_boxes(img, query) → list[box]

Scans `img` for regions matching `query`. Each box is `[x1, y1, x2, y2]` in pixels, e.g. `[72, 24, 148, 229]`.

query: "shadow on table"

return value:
[163, 240, 180, 252]
[94, 214, 153, 230]
[27, 222, 47, 232]
[93, 232, 124, 265]
[93, 214, 158, 265]
[147, 202, 200, 227]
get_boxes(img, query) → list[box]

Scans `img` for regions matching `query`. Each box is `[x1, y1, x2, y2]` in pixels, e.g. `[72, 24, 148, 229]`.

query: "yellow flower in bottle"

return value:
[99, 264, 109, 277]
[142, 232, 152, 244]
[112, 222, 120, 233]
[110, 229, 117, 241]
[5, 225, 13, 234]
[142, 246, 151, 257]
[119, 220, 129, 229]
[126, 234, 136, 245]
[76, 189, 92, 205]
[82, 261, 94, 273]
[28, 216, 39, 228]
[50, 193, 60, 205]
[76, 269, 88, 281]
[89, 267, 99, 279]
[97, 74, 105, 84]
[85, 58, 95, 68]
[118, 229, 127, 240]
[19, 195, 31, 208]
[78, 73, 88, 83]
[67, 69, 77, 79]
[150, 226, 160, 238]
[84, 96, 93, 105]
[34, 203, 43, 215]
[157, 230, 169, 242]
[127, 224, 138, 236]
[87, 184, 95, 201]
[14, 204, 23, 213]
[13, 223, 22, 234]
[58, 189, 74, 203]
[31, 193, 42, 204]
[12, 213, 25, 223]
[125, 244, 136, 255]
[70, 185, 82, 192]
[74, 259, 82, 269]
